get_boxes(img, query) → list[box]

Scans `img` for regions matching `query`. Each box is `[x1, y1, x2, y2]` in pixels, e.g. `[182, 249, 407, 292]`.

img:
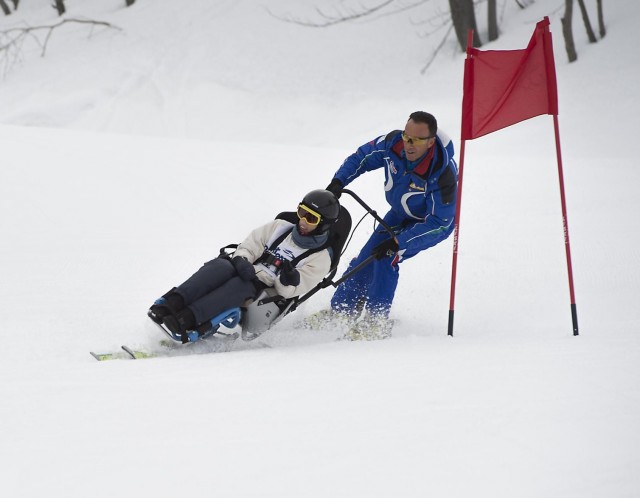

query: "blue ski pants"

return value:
[330, 210, 432, 318]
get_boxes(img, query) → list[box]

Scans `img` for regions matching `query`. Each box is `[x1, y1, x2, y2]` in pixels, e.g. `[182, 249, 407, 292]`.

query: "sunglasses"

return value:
[297, 204, 322, 226]
[402, 131, 434, 145]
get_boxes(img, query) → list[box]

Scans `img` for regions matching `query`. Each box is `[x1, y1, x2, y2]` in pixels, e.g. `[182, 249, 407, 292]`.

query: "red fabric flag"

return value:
[461, 17, 559, 140]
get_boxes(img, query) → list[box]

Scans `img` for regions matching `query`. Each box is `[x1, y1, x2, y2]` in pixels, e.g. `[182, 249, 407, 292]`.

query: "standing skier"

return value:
[310, 111, 458, 340]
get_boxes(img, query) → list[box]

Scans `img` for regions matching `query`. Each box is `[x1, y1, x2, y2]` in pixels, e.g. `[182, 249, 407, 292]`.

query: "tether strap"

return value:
[255, 228, 293, 269]
[256, 227, 331, 273]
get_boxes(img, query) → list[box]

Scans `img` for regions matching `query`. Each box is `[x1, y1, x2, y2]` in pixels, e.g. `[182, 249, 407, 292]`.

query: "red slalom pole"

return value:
[447, 139, 466, 336]
[448, 28, 474, 337]
[553, 114, 579, 335]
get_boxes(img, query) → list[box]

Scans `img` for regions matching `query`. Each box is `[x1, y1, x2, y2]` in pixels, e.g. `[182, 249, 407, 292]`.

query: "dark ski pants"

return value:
[174, 258, 258, 326]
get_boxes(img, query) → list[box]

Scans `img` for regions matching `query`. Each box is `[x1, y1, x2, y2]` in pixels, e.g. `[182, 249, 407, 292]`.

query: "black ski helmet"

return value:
[300, 189, 340, 232]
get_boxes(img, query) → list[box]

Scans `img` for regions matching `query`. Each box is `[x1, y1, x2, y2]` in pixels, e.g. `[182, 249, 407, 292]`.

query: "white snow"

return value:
[1, 0, 639, 496]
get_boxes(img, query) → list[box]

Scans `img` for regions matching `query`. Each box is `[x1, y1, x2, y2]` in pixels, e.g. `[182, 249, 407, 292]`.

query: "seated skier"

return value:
[148, 190, 340, 342]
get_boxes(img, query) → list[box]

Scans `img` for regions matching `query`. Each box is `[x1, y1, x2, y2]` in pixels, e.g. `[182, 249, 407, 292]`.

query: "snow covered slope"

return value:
[1, 1, 639, 496]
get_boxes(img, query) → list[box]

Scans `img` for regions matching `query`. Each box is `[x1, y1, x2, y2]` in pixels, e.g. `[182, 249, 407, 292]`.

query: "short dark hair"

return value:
[409, 111, 437, 136]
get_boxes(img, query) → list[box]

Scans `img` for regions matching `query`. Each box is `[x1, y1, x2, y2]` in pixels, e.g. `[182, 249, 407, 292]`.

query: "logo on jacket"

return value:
[384, 157, 397, 174]
[409, 182, 425, 191]
[274, 247, 295, 261]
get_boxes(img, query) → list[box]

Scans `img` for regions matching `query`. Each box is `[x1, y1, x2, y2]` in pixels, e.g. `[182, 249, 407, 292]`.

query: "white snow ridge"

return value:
[1, 1, 639, 497]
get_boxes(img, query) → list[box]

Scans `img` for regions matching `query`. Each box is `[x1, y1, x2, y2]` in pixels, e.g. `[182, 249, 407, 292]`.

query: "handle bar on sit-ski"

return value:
[330, 189, 397, 288]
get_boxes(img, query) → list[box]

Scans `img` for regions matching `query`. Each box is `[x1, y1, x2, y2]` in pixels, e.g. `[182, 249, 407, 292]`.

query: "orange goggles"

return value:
[297, 204, 322, 226]
[401, 131, 433, 146]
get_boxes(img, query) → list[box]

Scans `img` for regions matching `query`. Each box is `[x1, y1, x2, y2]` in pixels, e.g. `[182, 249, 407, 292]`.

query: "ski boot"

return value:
[148, 288, 184, 324]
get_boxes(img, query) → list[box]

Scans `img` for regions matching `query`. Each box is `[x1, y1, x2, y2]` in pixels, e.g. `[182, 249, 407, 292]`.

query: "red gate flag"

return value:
[461, 17, 558, 140]
[450, 17, 579, 337]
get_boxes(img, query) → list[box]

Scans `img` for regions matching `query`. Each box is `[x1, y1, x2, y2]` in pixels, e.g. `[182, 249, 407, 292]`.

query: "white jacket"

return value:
[233, 219, 332, 299]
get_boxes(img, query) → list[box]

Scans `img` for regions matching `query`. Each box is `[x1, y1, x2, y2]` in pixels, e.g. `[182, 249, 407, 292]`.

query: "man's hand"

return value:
[325, 178, 344, 199]
[371, 238, 399, 260]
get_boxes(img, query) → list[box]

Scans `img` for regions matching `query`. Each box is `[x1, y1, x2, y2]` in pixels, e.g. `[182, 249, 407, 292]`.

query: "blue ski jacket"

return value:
[332, 129, 458, 256]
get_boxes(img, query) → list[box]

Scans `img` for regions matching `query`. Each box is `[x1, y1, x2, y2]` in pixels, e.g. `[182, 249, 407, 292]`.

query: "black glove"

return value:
[372, 238, 399, 260]
[279, 260, 300, 287]
[232, 256, 256, 281]
[325, 178, 344, 199]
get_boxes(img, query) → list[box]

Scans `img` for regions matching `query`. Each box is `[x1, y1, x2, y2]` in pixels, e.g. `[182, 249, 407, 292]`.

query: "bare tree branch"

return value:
[266, 0, 473, 74]
[52, 0, 65, 16]
[514, 0, 534, 8]
[354, 0, 433, 23]
[1, 0, 11, 16]
[267, 0, 398, 27]
[576, 0, 597, 42]
[1, 18, 121, 76]
[596, 0, 605, 38]
[420, 21, 454, 74]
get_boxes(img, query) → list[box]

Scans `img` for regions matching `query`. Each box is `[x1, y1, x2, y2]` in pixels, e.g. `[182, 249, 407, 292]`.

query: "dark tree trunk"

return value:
[488, 0, 498, 42]
[125, 0, 136, 6]
[561, 0, 578, 62]
[449, 0, 482, 51]
[52, 0, 65, 16]
[11, 0, 18, 8]
[577, 0, 597, 42]
[597, 0, 606, 38]
[0, 0, 11, 16]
